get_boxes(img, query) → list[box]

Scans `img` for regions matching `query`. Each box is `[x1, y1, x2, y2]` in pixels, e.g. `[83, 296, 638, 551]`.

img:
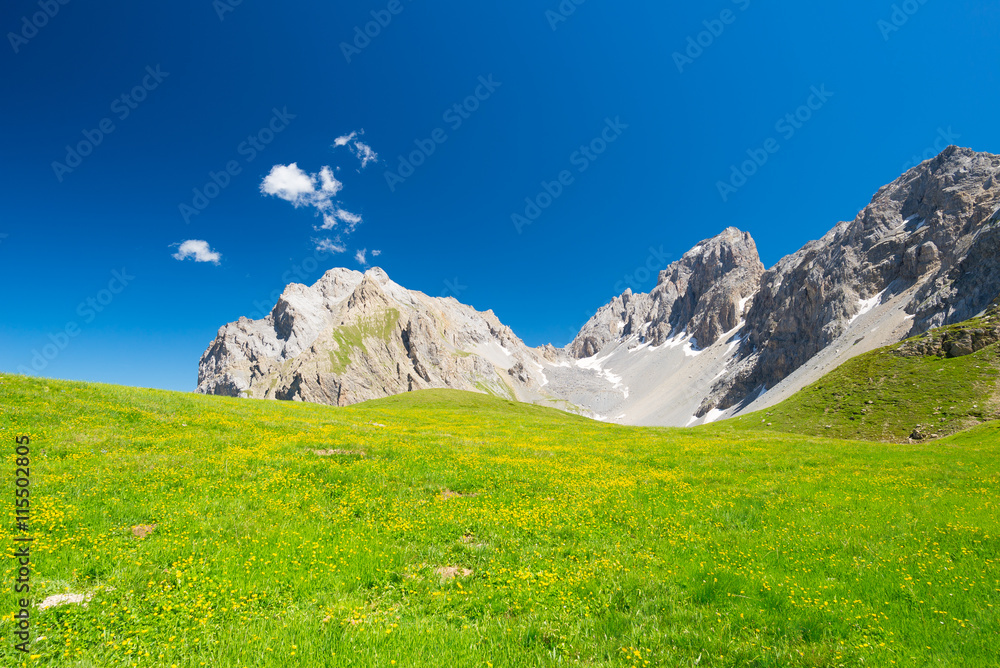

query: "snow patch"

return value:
[628, 341, 651, 354]
[528, 359, 548, 387]
[848, 289, 886, 325]
[651, 329, 702, 356]
[703, 408, 726, 424]
[575, 350, 629, 397]
[685, 415, 699, 427]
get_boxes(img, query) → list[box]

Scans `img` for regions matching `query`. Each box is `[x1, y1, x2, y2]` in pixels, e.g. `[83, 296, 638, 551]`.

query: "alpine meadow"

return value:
[5, 2, 1000, 667]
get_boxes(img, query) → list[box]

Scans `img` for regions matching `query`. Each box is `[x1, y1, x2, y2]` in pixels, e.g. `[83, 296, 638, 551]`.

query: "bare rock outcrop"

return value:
[568, 227, 765, 357]
[198, 146, 1000, 427]
[703, 146, 1000, 414]
[197, 268, 556, 406]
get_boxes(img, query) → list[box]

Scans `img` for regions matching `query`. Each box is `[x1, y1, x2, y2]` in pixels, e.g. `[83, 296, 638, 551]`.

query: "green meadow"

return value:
[0, 373, 998, 667]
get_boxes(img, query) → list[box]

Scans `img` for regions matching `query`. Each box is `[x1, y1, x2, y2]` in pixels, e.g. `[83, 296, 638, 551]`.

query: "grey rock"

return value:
[198, 146, 1000, 428]
[568, 227, 764, 357]
[702, 146, 1000, 415]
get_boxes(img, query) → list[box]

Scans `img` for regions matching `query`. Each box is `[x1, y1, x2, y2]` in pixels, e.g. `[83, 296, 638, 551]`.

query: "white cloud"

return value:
[355, 248, 367, 266]
[316, 208, 362, 232]
[172, 240, 221, 265]
[350, 141, 378, 168]
[336, 208, 363, 232]
[332, 129, 378, 169]
[314, 238, 346, 254]
[260, 163, 316, 206]
[333, 131, 357, 147]
[371, 249, 382, 257]
[319, 166, 342, 195]
[263, 142, 375, 250]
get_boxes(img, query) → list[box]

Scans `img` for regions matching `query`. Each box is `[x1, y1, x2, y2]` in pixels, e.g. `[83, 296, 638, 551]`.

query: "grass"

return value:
[729, 317, 1000, 442]
[1, 374, 998, 666]
[328, 309, 400, 373]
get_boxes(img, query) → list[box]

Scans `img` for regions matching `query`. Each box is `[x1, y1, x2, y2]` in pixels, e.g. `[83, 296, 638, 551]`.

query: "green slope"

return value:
[729, 307, 1000, 442]
[1, 373, 999, 666]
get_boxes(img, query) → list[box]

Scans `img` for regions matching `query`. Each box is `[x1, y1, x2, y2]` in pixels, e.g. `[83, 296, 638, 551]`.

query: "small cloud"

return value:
[355, 248, 367, 266]
[333, 131, 357, 148]
[260, 163, 317, 206]
[351, 141, 378, 169]
[318, 166, 343, 195]
[314, 238, 347, 254]
[333, 129, 378, 169]
[371, 249, 382, 257]
[336, 208, 363, 232]
[172, 240, 221, 265]
[263, 148, 372, 251]
[316, 208, 362, 232]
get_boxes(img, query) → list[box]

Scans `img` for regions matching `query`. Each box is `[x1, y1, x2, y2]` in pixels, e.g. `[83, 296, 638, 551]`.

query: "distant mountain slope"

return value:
[198, 146, 1000, 426]
[197, 267, 579, 409]
[725, 302, 1000, 442]
[569, 146, 1000, 424]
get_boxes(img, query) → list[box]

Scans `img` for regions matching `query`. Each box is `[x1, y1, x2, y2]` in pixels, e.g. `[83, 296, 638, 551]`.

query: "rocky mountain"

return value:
[198, 267, 559, 407]
[569, 227, 764, 358]
[198, 146, 1000, 426]
[704, 145, 1000, 417]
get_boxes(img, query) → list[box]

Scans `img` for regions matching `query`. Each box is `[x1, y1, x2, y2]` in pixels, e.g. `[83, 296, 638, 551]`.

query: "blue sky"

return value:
[2, 1, 998, 392]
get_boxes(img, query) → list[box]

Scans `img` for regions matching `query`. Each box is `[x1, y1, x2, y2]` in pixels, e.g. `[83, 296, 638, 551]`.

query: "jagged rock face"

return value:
[568, 227, 765, 358]
[199, 146, 1000, 428]
[706, 146, 1000, 414]
[197, 268, 552, 406]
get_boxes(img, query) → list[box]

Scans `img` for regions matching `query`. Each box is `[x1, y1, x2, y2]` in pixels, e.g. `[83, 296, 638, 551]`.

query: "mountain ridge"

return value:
[198, 146, 1000, 426]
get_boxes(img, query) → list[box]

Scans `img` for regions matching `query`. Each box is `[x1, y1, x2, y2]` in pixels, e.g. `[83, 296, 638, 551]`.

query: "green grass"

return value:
[328, 309, 400, 373]
[1, 375, 998, 666]
[729, 314, 1000, 442]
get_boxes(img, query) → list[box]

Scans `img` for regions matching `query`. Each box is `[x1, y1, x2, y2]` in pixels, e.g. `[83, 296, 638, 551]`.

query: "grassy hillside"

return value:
[731, 311, 1000, 442]
[1, 375, 999, 667]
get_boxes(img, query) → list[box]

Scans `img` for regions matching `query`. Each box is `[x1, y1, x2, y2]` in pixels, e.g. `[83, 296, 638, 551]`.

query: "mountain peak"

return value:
[569, 228, 764, 358]
[198, 146, 1000, 429]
